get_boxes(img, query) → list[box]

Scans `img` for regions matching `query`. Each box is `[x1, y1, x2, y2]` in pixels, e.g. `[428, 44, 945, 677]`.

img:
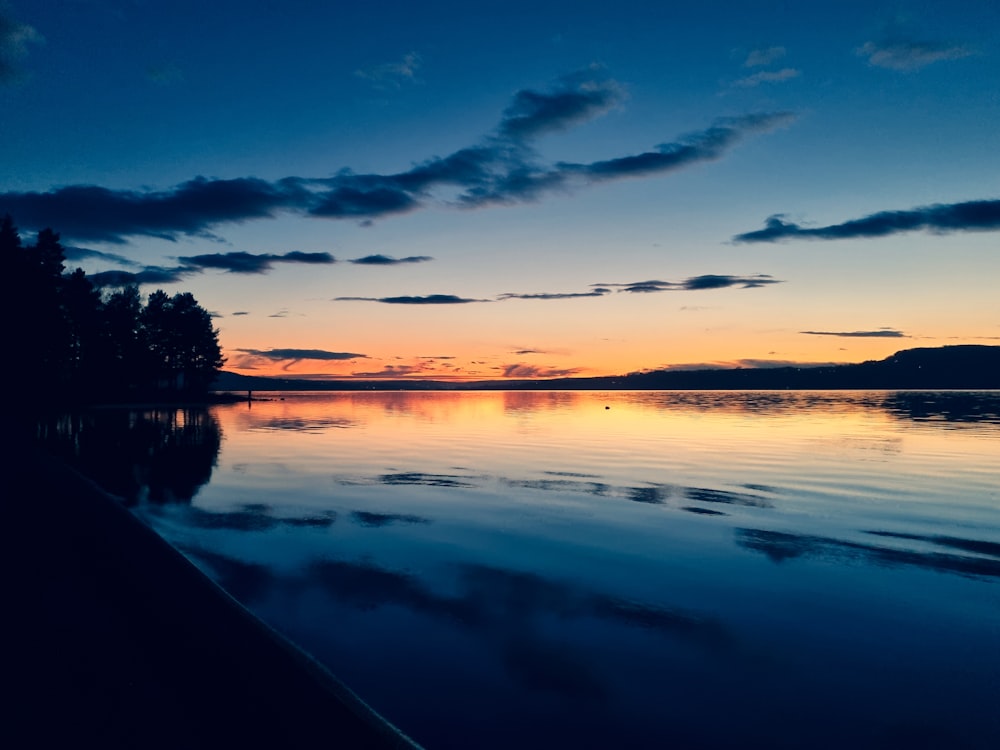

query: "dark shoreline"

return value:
[4, 448, 423, 749]
[212, 344, 1000, 392]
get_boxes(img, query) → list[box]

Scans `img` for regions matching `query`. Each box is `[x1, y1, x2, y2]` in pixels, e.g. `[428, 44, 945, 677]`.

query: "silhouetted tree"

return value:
[101, 284, 145, 396]
[141, 290, 225, 394]
[0, 214, 20, 255]
[4, 221, 73, 397]
[61, 268, 105, 396]
[3, 216, 225, 403]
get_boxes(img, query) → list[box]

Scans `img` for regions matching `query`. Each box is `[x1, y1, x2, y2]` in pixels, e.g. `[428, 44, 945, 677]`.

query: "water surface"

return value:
[45, 391, 1000, 748]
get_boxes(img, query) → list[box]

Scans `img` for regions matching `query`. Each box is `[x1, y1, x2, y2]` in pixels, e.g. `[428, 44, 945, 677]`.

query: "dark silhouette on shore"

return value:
[4, 214, 421, 747]
[2, 214, 224, 406]
[214, 343, 1000, 392]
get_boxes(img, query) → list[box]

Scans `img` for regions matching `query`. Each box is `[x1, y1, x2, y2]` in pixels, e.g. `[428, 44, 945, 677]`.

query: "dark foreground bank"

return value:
[3, 449, 423, 749]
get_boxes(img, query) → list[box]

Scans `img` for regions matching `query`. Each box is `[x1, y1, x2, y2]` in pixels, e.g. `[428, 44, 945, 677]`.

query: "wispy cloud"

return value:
[1, 69, 795, 243]
[499, 364, 582, 378]
[337, 273, 782, 307]
[232, 348, 367, 371]
[744, 46, 786, 67]
[1, 177, 304, 244]
[547, 112, 795, 188]
[349, 254, 433, 265]
[64, 245, 140, 267]
[497, 289, 610, 300]
[355, 52, 421, 89]
[856, 39, 973, 71]
[177, 250, 336, 273]
[800, 329, 906, 338]
[659, 359, 837, 371]
[731, 67, 800, 88]
[0, 7, 41, 83]
[598, 274, 783, 292]
[85, 249, 337, 287]
[733, 199, 1000, 242]
[236, 348, 366, 361]
[351, 364, 425, 378]
[335, 294, 485, 305]
[88, 266, 193, 288]
[498, 68, 625, 139]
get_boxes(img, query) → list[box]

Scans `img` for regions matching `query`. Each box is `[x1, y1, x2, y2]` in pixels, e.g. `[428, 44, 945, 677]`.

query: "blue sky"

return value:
[2, 0, 998, 379]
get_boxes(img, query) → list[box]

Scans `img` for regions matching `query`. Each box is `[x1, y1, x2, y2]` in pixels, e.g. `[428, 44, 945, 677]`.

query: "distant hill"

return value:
[213, 345, 1000, 392]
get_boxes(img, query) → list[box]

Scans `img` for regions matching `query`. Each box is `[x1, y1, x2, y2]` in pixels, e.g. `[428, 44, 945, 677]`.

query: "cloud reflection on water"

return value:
[737, 528, 1000, 579]
[350, 511, 431, 527]
[332, 466, 778, 510]
[177, 543, 733, 701]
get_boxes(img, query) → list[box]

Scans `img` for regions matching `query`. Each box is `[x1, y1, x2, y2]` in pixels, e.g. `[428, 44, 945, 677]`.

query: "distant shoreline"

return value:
[213, 345, 1000, 393]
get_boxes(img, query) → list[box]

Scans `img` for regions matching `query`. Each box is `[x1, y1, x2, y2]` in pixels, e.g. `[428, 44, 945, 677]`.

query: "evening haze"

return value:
[3, 1, 998, 381]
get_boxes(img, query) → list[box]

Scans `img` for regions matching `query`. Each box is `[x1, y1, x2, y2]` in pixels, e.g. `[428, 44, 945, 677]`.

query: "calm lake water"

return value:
[46, 391, 1000, 748]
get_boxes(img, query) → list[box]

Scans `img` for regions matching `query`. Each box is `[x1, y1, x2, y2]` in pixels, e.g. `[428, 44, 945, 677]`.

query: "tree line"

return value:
[2, 214, 224, 404]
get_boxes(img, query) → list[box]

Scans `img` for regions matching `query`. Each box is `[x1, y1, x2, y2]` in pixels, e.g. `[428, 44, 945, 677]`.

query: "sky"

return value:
[2, 0, 999, 381]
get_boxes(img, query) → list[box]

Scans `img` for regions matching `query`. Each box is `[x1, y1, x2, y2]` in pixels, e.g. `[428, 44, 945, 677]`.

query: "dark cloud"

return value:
[599, 274, 782, 293]
[349, 254, 433, 265]
[88, 265, 194, 288]
[801, 329, 906, 338]
[362, 274, 782, 307]
[63, 245, 139, 267]
[0, 8, 41, 83]
[500, 364, 582, 378]
[335, 294, 484, 304]
[536, 113, 795, 194]
[498, 68, 625, 139]
[733, 199, 1000, 243]
[76, 249, 337, 288]
[498, 275, 780, 302]
[614, 281, 672, 293]
[682, 274, 780, 290]
[0, 177, 303, 243]
[659, 358, 846, 371]
[856, 39, 973, 71]
[308, 184, 418, 219]
[236, 348, 367, 361]
[177, 250, 336, 273]
[1, 70, 795, 242]
[497, 289, 609, 300]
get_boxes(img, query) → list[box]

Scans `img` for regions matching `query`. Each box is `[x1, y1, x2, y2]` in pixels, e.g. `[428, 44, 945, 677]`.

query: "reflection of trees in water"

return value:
[35, 408, 222, 504]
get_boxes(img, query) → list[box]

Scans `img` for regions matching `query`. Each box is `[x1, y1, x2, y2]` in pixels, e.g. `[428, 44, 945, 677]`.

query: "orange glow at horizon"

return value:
[219, 329, 960, 381]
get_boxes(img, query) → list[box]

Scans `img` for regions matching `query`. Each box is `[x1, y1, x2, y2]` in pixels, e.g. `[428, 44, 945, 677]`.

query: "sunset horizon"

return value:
[3, 1, 998, 382]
